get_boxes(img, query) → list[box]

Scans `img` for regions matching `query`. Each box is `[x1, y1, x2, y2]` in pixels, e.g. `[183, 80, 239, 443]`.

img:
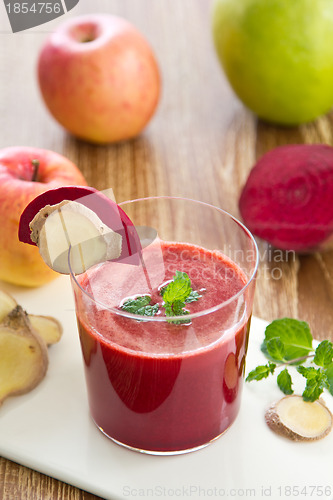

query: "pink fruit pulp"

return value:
[74, 241, 250, 452]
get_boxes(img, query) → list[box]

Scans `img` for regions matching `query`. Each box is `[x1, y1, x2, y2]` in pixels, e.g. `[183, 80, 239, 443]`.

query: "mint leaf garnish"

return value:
[164, 300, 186, 316]
[277, 368, 293, 395]
[313, 340, 333, 368]
[162, 271, 192, 304]
[121, 296, 159, 317]
[324, 363, 333, 396]
[247, 317, 333, 403]
[265, 338, 286, 362]
[161, 271, 201, 324]
[186, 290, 202, 303]
[261, 318, 313, 362]
[297, 365, 319, 380]
[120, 271, 203, 323]
[161, 279, 201, 302]
[297, 366, 328, 402]
[164, 304, 190, 324]
[246, 362, 276, 382]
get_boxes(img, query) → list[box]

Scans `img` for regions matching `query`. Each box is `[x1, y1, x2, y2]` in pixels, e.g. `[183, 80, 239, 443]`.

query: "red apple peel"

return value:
[239, 144, 333, 252]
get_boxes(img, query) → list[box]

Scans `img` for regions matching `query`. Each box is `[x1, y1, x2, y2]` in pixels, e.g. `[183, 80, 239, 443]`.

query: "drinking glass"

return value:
[70, 197, 258, 455]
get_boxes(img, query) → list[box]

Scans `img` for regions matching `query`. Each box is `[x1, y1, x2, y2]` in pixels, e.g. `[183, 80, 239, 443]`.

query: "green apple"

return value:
[212, 0, 333, 125]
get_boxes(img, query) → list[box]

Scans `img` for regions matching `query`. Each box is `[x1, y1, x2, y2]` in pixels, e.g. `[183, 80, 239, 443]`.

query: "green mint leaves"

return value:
[262, 318, 313, 362]
[277, 368, 293, 395]
[313, 340, 333, 368]
[296, 366, 328, 402]
[120, 271, 202, 323]
[185, 290, 202, 303]
[121, 296, 159, 317]
[246, 318, 333, 402]
[161, 271, 201, 323]
[161, 271, 192, 304]
[245, 362, 276, 382]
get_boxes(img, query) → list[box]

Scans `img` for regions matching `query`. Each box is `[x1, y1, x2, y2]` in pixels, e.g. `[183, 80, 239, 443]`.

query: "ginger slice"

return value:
[0, 289, 17, 322]
[0, 290, 63, 347]
[0, 306, 48, 405]
[29, 200, 122, 274]
[29, 314, 63, 346]
[265, 395, 333, 441]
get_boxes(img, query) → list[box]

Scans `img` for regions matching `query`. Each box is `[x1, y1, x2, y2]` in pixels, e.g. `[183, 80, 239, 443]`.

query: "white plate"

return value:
[0, 276, 332, 500]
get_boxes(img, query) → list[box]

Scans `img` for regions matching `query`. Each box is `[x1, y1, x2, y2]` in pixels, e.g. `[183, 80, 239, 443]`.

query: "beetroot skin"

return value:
[239, 144, 333, 252]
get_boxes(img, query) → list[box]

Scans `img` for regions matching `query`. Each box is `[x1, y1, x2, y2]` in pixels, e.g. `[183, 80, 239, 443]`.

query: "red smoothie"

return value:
[74, 241, 251, 453]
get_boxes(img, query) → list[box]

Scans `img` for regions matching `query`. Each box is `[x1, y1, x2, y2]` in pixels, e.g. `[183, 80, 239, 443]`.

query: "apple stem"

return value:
[31, 159, 39, 182]
[81, 36, 94, 43]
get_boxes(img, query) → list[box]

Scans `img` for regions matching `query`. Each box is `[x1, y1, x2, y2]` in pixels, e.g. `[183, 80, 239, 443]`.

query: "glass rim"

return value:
[69, 196, 259, 322]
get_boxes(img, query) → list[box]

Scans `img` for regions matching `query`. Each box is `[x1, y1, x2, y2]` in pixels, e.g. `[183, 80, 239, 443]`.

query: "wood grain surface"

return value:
[1, 0, 333, 498]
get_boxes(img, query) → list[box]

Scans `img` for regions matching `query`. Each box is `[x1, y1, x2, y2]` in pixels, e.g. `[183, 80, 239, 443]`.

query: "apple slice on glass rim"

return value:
[18, 186, 141, 274]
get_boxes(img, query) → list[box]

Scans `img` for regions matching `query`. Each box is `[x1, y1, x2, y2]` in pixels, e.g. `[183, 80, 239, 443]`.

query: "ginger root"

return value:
[29, 314, 63, 346]
[0, 289, 17, 322]
[265, 395, 333, 441]
[0, 289, 62, 345]
[0, 306, 48, 405]
[0, 289, 63, 406]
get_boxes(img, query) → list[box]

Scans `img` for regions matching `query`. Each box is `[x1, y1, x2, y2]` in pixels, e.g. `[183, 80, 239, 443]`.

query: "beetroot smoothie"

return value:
[74, 241, 251, 453]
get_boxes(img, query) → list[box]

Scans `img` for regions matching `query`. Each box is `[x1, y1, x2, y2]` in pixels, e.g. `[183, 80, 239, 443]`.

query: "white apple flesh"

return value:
[38, 14, 161, 144]
[29, 201, 122, 274]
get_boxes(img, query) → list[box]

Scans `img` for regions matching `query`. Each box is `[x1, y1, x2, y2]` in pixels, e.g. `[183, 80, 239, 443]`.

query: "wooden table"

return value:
[1, 0, 333, 498]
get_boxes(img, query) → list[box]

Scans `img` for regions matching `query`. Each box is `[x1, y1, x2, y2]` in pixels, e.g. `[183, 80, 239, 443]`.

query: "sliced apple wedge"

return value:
[29, 200, 122, 274]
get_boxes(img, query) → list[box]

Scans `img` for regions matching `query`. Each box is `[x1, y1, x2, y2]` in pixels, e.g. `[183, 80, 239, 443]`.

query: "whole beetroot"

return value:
[239, 144, 333, 252]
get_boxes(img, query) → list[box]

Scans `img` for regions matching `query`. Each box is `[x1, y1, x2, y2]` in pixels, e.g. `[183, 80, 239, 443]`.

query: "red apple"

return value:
[0, 146, 87, 287]
[37, 14, 161, 144]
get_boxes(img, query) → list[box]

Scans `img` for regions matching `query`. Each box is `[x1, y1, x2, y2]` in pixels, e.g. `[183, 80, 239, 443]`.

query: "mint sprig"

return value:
[297, 366, 328, 402]
[120, 271, 202, 323]
[246, 318, 333, 402]
[162, 271, 193, 324]
[186, 290, 202, 303]
[161, 271, 203, 324]
[161, 282, 202, 304]
[313, 340, 333, 368]
[261, 318, 313, 362]
[162, 271, 192, 304]
[245, 362, 276, 382]
[121, 296, 159, 317]
[324, 363, 333, 395]
[277, 368, 293, 395]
